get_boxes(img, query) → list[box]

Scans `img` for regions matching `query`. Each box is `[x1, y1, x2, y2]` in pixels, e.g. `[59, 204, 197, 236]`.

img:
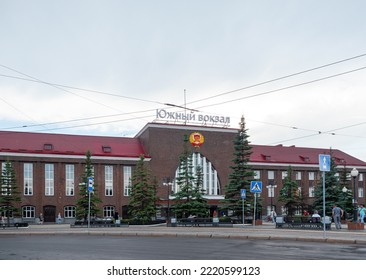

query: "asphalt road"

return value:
[1, 235, 365, 260]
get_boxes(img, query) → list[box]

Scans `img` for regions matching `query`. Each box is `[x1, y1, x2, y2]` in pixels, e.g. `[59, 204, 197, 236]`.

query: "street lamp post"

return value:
[163, 179, 173, 225]
[351, 168, 359, 222]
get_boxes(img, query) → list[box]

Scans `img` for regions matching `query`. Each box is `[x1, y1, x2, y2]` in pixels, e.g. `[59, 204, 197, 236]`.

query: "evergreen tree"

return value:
[312, 151, 342, 216]
[278, 166, 303, 217]
[221, 116, 256, 218]
[128, 155, 158, 224]
[173, 136, 209, 218]
[75, 151, 102, 220]
[0, 161, 21, 226]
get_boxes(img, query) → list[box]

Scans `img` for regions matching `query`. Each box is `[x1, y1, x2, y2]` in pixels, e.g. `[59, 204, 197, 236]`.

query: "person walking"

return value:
[359, 205, 366, 223]
[1, 215, 5, 229]
[332, 205, 343, 230]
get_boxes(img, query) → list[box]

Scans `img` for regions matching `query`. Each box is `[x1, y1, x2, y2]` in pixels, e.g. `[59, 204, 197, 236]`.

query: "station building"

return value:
[1, 122, 366, 223]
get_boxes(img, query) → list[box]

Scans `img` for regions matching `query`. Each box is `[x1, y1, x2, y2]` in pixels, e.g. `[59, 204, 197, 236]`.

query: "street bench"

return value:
[275, 216, 331, 230]
[71, 220, 129, 228]
[2, 222, 29, 229]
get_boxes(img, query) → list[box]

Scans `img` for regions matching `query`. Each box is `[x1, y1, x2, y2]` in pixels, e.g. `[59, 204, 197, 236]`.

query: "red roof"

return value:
[0, 131, 147, 158]
[251, 144, 366, 166]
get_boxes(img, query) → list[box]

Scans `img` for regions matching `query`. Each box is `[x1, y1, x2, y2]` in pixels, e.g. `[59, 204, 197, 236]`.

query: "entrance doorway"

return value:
[43, 205, 56, 223]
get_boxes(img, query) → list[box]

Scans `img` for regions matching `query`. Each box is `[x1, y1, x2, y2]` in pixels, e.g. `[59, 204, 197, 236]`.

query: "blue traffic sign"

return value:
[88, 177, 94, 192]
[319, 154, 331, 172]
[250, 181, 262, 193]
[240, 189, 246, 199]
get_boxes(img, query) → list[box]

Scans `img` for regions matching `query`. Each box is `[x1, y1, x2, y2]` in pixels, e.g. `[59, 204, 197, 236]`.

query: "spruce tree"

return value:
[76, 151, 102, 220]
[278, 166, 303, 217]
[128, 155, 158, 224]
[173, 136, 209, 218]
[221, 116, 256, 219]
[0, 161, 21, 226]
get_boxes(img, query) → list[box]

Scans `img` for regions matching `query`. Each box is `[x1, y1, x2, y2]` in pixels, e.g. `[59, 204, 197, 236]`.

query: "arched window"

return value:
[173, 153, 221, 196]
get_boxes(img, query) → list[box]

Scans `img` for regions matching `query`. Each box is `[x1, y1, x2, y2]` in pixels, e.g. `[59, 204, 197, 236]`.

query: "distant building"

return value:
[1, 122, 365, 223]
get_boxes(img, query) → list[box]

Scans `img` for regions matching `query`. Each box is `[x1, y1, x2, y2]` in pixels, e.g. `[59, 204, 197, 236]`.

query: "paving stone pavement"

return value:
[1, 222, 366, 244]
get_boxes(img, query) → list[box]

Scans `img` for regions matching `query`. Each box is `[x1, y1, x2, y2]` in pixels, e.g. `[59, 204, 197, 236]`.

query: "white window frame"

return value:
[22, 206, 35, 218]
[308, 172, 315, 181]
[103, 206, 115, 218]
[268, 171, 275, 180]
[105, 165, 113, 196]
[253, 170, 260, 180]
[64, 206, 76, 218]
[24, 163, 33, 196]
[66, 164, 75, 196]
[309, 186, 315, 198]
[358, 187, 364, 198]
[296, 171, 302, 180]
[45, 164, 54, 196]
[123, 166, 132, 196]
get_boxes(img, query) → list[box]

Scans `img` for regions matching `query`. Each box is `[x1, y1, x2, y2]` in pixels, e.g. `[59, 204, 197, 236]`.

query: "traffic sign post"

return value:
[87, 177, 94, 229]
[319, 155, 330, 238]
[241, 189, 246, 227]
[250, 181, 262, 227]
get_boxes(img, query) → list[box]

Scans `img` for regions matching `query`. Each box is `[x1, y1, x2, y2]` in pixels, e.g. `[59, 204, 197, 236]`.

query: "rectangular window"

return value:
[309, 186, 315, 198]
[359, 173, 364, 181]
[296, 171, 302, 180]
[66, 164, 75, 196]
[268, 171, 275, 180]
[308, 172, 315, 181]
[103, 206, 115, 218]
[253, 170, 260, 180]
[281, 171, 287, 180]
[123, 166, 132, 196]
[45, 164, 54, 196]
[358, 187, 364, 198]
[22, 206, 35, 218]
[105, 165, 113, 196]
[64, 206, 76, 218]
[1, 162, 7, 195]
[24, 163, 33, 195]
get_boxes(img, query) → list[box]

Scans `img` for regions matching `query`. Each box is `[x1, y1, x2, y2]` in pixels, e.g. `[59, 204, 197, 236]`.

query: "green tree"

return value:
[173, 136, 209, 218]
[0, 161, 21, 226]
[278, 166, 303, 217]
[75, 151, 102, 220]
[312, 151, 342, 216]
[221, 116, 257, 219]
[128, 155, 158, 224]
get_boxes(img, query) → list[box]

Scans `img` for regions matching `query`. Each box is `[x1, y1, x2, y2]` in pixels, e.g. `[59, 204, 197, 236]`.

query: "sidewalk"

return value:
[1, 222, 366, 244]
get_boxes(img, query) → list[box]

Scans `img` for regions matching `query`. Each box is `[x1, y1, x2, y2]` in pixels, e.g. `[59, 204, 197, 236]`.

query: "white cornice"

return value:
[0, 152, 148, 162]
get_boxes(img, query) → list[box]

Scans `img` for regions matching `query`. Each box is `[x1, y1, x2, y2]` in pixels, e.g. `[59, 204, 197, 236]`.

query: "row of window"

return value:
[9, 163, 133, 197]
[20, 205, 118, 219]
[254, 170, 365, 181]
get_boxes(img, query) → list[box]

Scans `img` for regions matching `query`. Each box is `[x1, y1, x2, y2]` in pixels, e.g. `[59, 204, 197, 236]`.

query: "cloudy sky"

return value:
[1, 1, 366, 161]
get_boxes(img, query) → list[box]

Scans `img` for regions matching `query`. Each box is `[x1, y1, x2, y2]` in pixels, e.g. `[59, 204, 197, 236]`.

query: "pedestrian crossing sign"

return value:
[250, 181, 262, 193]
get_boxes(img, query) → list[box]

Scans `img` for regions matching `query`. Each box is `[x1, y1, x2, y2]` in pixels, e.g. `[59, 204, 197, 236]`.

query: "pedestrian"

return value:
[1, 215, 5, 229]
[311, 210, 321, 223]
[332, 205, 343, 230]
[359, 205, 366, 223]
[57, 213, 62, 224]
[270, 209, 277, 223]
[39, 213, 44, 225]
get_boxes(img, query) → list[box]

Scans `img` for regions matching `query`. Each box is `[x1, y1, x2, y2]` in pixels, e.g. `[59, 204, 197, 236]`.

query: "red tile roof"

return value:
[250, 144, 366, 166]
[0, 131, 147, 158]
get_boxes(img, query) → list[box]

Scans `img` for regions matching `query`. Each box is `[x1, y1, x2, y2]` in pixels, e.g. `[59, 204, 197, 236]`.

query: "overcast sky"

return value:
[1, 0, 366, 161]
